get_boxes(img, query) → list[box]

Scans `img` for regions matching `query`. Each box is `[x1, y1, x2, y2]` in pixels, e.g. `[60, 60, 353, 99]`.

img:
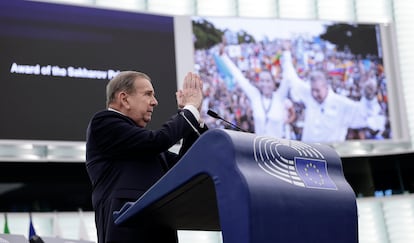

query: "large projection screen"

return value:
[188, 16, 410, 149]
[0, 0, 178, 141]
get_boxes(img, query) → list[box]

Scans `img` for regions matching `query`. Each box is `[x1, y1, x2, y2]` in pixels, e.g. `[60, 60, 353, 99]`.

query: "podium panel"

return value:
[114, 129, 358, 243]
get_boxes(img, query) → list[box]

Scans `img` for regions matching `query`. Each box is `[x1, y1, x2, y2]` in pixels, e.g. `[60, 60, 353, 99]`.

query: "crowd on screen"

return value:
[195, 28, 390, 142]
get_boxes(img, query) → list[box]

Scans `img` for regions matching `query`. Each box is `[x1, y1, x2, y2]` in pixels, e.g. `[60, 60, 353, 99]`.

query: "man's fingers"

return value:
[183, 72, 192, 89]
[184, 72, 201, 90]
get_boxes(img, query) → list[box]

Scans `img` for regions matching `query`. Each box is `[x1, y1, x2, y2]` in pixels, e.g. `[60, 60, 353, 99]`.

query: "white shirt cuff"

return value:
[183, 105, 200, 122]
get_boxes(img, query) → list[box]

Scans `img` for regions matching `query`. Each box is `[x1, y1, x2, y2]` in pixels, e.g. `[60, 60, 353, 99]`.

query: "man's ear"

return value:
[119, 91, 130, 109]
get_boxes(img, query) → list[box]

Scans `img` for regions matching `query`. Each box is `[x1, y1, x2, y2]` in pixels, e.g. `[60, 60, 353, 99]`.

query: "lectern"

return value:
[114, 129, 358, 243]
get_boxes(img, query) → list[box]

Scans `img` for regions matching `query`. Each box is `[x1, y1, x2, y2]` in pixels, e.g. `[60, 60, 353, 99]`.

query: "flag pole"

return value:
[3, 213, 10, 234]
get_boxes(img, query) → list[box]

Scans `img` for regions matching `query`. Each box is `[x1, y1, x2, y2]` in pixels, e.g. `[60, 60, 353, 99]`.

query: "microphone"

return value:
[207, 109, 248, 132]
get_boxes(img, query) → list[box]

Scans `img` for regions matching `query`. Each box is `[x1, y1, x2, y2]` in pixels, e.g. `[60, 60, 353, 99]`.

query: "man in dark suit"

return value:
[86, 71, 207, 243]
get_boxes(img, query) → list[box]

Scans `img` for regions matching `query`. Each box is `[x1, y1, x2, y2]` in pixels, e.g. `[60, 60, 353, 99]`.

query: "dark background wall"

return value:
[1, 152, 414, 212]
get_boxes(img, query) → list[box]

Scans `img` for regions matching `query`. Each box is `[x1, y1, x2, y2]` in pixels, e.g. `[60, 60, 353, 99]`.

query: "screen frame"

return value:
[179, 15, 412, 157]
[0, 0, 178, 141]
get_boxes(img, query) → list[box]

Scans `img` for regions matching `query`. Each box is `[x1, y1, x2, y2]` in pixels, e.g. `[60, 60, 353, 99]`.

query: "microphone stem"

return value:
[219, 118, 247, 132]
[207, 109, 248, 132]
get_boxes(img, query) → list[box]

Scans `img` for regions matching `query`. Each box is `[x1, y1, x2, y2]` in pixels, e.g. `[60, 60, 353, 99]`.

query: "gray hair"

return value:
[309, 70, 327, 84]
[106, 71, 151, 107]
[309, 70, 330, 88]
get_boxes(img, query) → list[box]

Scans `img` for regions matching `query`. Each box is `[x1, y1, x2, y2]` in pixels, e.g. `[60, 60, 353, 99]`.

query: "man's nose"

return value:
[152, 97, 158, 106]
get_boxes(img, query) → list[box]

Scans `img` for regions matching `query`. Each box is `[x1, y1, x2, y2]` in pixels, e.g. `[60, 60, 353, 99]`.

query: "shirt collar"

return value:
[108, 107, 126, 116]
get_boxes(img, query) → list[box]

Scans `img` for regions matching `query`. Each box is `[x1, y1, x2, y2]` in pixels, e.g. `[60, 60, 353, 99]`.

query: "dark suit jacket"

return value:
[86, 109, 206, 243]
